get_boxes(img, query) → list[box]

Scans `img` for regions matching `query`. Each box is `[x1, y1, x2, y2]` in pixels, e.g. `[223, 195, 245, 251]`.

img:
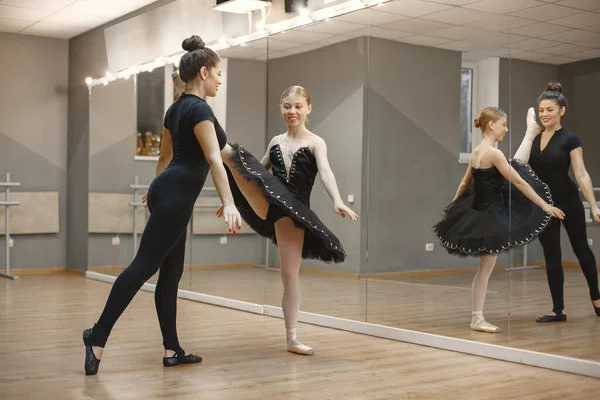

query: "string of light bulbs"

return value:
[85, 0, 389, 87]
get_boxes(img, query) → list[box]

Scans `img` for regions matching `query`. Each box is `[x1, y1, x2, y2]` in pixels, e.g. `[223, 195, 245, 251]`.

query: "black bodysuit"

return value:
[529, 128, 599, 313]
[92, 93, 226, 354]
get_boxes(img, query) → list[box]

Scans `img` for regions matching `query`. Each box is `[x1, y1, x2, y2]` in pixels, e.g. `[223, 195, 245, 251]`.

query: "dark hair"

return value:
[537, 81, 567, 109]
[474, 106, 506, 131]
[178, 35, 220, 83]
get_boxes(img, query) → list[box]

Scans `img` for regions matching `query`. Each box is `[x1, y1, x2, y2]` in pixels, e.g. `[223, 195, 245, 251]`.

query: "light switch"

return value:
[348, 194, 354, 203]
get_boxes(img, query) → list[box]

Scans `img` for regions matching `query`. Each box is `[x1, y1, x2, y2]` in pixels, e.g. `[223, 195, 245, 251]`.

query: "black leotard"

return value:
[91, 93, 226, 355]
[529, 128, 599, 314]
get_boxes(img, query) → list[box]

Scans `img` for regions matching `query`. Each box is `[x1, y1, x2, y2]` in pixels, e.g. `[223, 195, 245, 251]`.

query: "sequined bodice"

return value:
[471, 167, 505, 211]
[270, 144, 318, 205]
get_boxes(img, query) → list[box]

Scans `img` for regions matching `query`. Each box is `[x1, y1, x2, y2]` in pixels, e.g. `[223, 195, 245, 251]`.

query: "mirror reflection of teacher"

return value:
[514, 81, 600, 324]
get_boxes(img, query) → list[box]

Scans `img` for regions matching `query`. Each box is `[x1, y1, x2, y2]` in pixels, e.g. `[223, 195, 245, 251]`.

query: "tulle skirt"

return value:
[433, 159, 552, 257]
[225, 143, 346, 263]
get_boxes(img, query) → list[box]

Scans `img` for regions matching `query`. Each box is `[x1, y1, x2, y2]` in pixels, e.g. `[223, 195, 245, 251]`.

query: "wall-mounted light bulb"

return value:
[85, 77, 92, 85]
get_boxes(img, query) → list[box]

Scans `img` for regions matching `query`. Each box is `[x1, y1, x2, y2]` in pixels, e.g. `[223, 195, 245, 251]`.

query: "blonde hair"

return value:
[280, 85, 311, 105]
[474, 106, 507, 132]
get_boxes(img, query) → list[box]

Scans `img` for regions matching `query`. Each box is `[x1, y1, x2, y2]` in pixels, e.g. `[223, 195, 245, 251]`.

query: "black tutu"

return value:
[225, 142, 346, 263]
[433, 159, 552, 257]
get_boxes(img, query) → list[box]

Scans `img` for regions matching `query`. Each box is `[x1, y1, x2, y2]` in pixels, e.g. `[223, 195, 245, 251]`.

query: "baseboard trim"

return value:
[10, 267, 68, 275]
[85, 271, 600, 379]
[88, 263, 256, 274]
[85, 261, 600, 279]
[84, 271, 263, 315]
[263, 305, 600, 379]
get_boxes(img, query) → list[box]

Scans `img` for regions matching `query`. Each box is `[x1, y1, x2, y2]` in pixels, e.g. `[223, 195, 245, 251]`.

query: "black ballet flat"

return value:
[163, 351, 202, 367]
[83, 328, 101, 375]
[536, 314, 567, 323]
[593, 303, 600, 316]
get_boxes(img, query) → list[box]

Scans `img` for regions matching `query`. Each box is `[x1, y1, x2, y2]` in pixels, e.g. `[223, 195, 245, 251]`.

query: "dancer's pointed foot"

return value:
[470, 311, 501, 333]
[83, 328, 102, 375]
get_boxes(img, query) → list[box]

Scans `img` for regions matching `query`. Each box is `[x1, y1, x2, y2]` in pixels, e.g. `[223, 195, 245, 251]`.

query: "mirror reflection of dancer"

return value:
[513, 81, 600, 323]
[83, 35, 243, 375]
[433, 106, 564, 333]
[220, 86, 358, 355]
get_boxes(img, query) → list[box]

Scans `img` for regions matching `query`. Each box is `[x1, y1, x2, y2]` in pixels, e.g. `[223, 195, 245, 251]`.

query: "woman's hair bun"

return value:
[473, 118, 481, 129]
[182, 35, 205, 52]
[545, 81, 563, 93]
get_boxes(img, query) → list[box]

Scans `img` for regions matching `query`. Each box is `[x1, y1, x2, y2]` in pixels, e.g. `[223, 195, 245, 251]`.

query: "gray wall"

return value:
[499, 57, 600, 266]
[0, 33, 68, 270]
[265, 37, 366, 275]
[498, 58, 559, 157]
[67, 0, 179, 271]
[364, 37, 487, 273]
[558, 58, 600, 263]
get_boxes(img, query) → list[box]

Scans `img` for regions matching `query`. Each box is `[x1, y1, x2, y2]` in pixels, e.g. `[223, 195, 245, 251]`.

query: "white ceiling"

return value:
[0, 0, 160, 39]
[1, 0, 598, 65]
[219, 0, 600, 65]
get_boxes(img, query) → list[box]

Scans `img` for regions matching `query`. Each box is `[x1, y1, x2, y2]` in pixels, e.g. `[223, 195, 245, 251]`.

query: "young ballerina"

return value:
[433, 106, 565, 333]
[220, 85, 358, 355]
[83, 35, 242, 375]
[513, 81, 600, 323]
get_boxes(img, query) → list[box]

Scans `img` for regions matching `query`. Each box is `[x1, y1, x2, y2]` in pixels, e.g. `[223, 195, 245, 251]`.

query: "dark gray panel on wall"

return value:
[363, 38, 496, 273]
[498, 58, 558, 157]
[68, 29, 108, 271]
[226, 59, 268, 156]
[558, 58, 600, 263]
[136, 67, 165, 136]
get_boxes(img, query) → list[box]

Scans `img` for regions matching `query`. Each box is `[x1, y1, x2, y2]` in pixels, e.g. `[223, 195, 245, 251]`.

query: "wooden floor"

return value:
[97, 265, 600, 362]
[1, 274, 599, 400]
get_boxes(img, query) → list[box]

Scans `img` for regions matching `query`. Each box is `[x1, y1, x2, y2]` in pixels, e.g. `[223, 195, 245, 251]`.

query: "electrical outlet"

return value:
[112, 235, 120, 246]
[425, 243, 434, 252]
[588, 238, 593, 246]
[8, 238, 14, 248]
[220, 235, 228, 245]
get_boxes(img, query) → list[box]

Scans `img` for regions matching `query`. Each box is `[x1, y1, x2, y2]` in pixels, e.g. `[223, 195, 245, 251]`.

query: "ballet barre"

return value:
[0, 173, 21, 280]
[129, 176, 148, 254]
[580, 188, 600, 224]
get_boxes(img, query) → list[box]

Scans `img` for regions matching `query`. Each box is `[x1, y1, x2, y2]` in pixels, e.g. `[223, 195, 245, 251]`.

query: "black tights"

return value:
[91, 169, 196, 355]
[539, 199, 600, 314]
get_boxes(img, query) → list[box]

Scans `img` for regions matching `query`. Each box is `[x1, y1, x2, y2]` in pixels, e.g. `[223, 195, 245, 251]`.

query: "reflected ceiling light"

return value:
[213, 0, 271, 14]
[86, 0, 392, 87]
